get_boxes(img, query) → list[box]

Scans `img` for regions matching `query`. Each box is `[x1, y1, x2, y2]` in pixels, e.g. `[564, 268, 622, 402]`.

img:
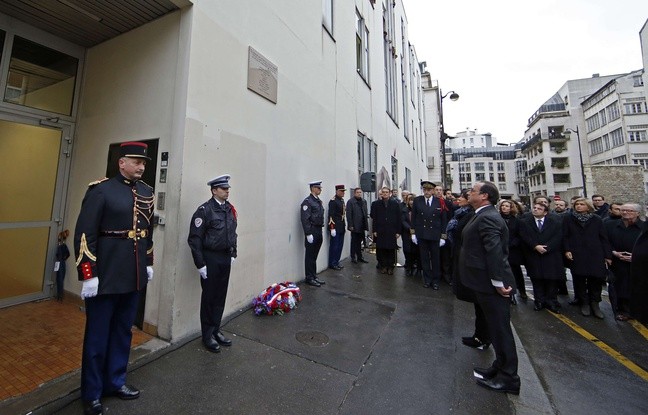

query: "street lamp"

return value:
[561, 126, 588, 198]
[439, 90, 459, 189]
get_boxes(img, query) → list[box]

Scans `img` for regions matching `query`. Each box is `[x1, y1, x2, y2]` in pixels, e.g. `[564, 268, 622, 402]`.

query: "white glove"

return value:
[306, 234, 314, 244]
[439, 239, 446, 247]
[81, 277, 99, 299]
[411, 235, 418, 245]
[147, 266, 154, 281]
[198, 266, 208, 279]
[231, 257, 236, 265]
[331, 229, 337, 238]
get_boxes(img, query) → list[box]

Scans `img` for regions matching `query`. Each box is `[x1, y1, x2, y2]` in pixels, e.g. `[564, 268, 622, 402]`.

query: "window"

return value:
[613, 155, 627, 164]
[498, 173, 506, 182]
[602, 134, 610, 150]
[628, 130, 647, 142]
[610, 128, 624, 147]
[599, 109, 607, 126]
[383, 2, 397, 120]
[322, 0, 333, 35]
[488, 162, 493, 171]
[475, 173, 485, 181]
[400, 20, 409, 140]
[463, 162, 471, 172]
[607, 102, 620, 120]
[586, 114, 600, 132]
[625, 102, 646, 114]
[553, 174, 570, 184]
[498, 183, 507, 191]
[589, 137, 604, 155]
[633, 159, 648, 169]
[474, 162, 484, 171]
[489, 173, 494, 181]
[404, 167, 411, 191]
[497, 162, 505, 171]
[356, 10, 369, 82]
[358, 132, 377, 202]
[5, 36, 79, 115]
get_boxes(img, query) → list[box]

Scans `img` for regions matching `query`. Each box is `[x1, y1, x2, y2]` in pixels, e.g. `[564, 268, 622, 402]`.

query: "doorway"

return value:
[0, 116, 70, 307]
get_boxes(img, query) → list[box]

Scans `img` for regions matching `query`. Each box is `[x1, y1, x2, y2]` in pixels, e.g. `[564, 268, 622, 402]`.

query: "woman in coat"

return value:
[370, 187, 402, 275]
[499, 200, 526, 304]
[563, 198, 612, 319]
[401, 194, 420, 276]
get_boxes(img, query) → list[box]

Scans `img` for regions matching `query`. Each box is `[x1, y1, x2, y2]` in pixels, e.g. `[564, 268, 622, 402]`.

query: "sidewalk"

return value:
[6, 254, 552, 415]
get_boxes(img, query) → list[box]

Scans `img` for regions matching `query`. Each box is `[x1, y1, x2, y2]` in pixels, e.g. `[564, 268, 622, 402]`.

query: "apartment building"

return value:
[0, 0, 429, 340]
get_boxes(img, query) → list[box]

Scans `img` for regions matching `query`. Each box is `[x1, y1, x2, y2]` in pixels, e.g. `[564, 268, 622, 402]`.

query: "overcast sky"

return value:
[405, 0, 648, 144]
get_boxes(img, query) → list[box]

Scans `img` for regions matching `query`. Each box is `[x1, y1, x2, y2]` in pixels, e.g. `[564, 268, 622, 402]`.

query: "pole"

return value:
[574, 126, 588, 198]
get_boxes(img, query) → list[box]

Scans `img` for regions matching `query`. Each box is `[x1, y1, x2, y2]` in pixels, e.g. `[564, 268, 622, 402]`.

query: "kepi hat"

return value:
[420, 180, 435, 189]
[335, 184, 346, 191]
[119, 142, 151, 160]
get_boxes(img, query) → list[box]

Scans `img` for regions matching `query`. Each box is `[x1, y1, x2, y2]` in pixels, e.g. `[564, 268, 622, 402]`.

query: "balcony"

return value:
[527, 161, 545, 175]
[551, 158, 569, 169]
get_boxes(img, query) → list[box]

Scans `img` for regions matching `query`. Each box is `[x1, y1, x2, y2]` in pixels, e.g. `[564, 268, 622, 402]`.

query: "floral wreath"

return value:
[252, 282, 302, 316]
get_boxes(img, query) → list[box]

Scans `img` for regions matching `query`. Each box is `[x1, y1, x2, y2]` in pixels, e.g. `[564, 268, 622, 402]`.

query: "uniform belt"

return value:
[99, 230, 148, 239]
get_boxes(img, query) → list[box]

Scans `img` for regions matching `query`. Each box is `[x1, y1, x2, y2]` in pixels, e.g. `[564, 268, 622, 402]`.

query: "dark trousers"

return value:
[304, 229, 323, 280]
[510, 264, 526, 296]
[349, 232, 365, 260]
[81, 291, 140, 401]
[530, 278, 559, 306]
[404, 249, 420, 272]
[572, 274, 603, 304]
[440, 244, 452, 284]
[474, 291, 518, 378]
[418, 239, 441, 285]
[473, 302, 490, 343]
[200, 251, 232, 342]
[376, 248, 396, 269]
[328, 229, 345, 267]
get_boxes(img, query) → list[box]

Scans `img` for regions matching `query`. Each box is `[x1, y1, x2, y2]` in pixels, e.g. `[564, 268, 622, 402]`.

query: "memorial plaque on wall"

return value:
[247, 46, 278, 104]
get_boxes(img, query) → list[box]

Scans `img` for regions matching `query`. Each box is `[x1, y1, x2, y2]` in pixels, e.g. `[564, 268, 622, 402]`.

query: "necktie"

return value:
[537, 219, 543, 231]
[427, 198, 431, 207]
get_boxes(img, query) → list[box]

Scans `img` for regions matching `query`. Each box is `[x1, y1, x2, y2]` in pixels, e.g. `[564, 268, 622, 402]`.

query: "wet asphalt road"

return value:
[38, 253, 648, 415]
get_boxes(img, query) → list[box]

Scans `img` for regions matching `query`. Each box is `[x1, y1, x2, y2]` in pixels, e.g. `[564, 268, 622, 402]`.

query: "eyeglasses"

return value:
[620, 209, 638, 213]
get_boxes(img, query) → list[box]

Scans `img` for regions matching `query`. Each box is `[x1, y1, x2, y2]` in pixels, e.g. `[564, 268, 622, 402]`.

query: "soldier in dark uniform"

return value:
[188, 174, 238, 353]
[328, 184, 346, 270]
[74, 142, 155, 415]
[411, 180, 450, 289]
[301, 180, 326, 287]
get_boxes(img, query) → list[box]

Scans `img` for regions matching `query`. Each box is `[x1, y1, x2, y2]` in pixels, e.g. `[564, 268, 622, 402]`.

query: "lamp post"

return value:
[562, 126, 587, 198]
[438, 90, 459, 189]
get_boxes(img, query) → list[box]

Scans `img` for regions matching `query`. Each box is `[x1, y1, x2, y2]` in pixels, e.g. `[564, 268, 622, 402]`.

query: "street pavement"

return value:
[14, 253, 648, 415]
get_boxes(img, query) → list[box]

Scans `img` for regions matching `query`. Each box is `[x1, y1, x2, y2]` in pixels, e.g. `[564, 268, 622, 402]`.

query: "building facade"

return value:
[0, 0, 431, 341]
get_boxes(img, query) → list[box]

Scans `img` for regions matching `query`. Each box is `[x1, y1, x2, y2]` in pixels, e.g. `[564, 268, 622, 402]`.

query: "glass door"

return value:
[0, 116, 69, 307]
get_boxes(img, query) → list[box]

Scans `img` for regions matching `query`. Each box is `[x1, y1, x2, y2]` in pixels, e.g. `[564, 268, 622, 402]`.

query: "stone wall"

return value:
[590, 165, 646, 207]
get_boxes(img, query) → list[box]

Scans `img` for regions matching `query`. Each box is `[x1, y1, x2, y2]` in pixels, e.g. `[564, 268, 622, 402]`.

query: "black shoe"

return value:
[214, 331, 232, 346]
[473, 366, 498, 380]
[432, 284, 440, 290]
[533, 301, 544, 311]
[305, 278, 321, 287]
[519, 293, 528, 300]
[423, 283, 431, 288]
[203, 338, 221, 353]
[358, 258, 369, 263]
[546, 303, 561, 313]
[568, 298, 581, 306]
[475, 374, 520, 395]
[315, 277, 326, 285]
[511, 296, 517, 305]
[351, 259, 358, 264]
[83, 400, 103, 415]
[328, 265, 342, 270]
[462, 336, 490, 350]
[111, 385, 140, 400]
[387, 268, 394, 275]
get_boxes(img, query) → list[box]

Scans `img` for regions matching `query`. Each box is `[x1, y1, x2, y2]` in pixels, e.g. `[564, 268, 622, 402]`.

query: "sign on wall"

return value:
[247, 46, 278, 104]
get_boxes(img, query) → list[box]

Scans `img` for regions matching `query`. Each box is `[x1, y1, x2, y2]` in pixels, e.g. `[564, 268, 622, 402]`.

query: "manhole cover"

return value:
[295, 330, 330, 347]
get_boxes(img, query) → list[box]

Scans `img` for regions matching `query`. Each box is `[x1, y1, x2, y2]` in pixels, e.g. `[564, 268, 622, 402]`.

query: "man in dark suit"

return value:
[370, 187, 402, 274]
[327, 184, 347, 270]
[411, 181, 449, 289]
[459, 181, 520, 395]
[346, 187, 369, 263]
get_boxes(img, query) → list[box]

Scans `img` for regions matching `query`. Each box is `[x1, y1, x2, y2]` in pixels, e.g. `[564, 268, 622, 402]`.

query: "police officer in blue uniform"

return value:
[301, 180, 326, 287]
[188, 174, 238, 353]
[411, 180, 450, 289]
[74, 142, 155, 415]
[328, 184, 346, 270]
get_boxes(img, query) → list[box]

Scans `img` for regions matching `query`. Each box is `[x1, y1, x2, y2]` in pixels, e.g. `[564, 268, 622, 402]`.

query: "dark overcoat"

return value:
[562, 213, 611, 278]
[370, 198, 401, 249]
[501, 214, 523, 266]
[630, 221, 648, 324]
[346, 196, 368, 233]
[606, 219, 643, 298]
[411, 196, 448, 241]
[519, 214, 564, 280]
[401, 205, 414, 254]
[450, 207, 475, 302]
